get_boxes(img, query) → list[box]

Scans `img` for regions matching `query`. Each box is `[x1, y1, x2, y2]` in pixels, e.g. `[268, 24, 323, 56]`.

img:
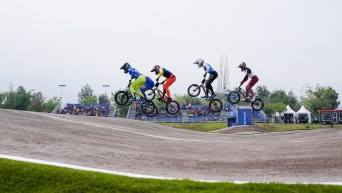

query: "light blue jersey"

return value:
[203, 63, 216, 74]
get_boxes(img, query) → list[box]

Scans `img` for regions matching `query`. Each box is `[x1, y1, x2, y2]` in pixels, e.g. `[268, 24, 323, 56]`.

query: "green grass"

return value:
[159, 122, 342, 133]
[1, 158, 341, 193]
[255, 123, 342, 132]
[159, 122, 227, 132]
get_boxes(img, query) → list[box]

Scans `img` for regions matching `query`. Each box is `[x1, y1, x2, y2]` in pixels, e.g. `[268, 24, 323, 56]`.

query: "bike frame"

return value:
[154, 87, 164, 99]
[199, 79, 213, 98]
[237, 87, 251, 102]
[153, 83, 168, 103]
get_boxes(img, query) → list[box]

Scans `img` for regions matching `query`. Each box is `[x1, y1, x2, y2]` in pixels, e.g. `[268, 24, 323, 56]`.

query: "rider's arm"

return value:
[128, 68, 136, 79]
[241, 68, 251, 85]
[156, 68, 163, 81]
[127, 79, 133, 87]
[241, 74, 248, 84]
[203, 64, 209, 77]
[157, 68, 163, 78]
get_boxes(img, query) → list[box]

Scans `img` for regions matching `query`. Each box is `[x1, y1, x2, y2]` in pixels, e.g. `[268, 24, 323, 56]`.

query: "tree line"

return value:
[0, 83, 109, 113]
[256, 84, 340, 116]
[0, 86, 59, 113]
[1, 83, 340, 117]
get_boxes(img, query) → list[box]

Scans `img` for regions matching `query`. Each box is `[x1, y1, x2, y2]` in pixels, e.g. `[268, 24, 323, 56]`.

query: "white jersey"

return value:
[242, 67, 257, 83]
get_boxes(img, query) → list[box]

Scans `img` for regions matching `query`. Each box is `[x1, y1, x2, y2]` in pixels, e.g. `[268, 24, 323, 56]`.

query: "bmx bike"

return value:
[187, 78, 223, 113]
[227, 86, 264, 111]
[114, 80, 158, 117]
[145, 82, 180, 114]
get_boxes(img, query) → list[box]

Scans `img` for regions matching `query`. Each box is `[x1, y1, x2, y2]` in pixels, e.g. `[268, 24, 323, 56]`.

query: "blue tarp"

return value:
[227, 108, 252, 127]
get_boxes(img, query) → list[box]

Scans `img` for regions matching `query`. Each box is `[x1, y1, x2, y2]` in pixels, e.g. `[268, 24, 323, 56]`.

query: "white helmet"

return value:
[193, 58, 204, 67]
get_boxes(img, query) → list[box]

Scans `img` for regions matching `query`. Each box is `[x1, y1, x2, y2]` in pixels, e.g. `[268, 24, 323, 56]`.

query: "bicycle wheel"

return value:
[187, 84, 201, 97]
[141, 100, 156, 114]
[227, 91, 240, 104]
[135, 106, 143, 118]
[252, 99, 264, 111]
[166, 100, 180, 114]
[114, 91, 130, 105]
[209, 99, 223, 112]
[145, 105, 158, 117]
[145, 88, 155, 100]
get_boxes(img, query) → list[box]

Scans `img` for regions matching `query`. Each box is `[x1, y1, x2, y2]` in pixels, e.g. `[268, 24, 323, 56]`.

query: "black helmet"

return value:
[151, 65, 160, 75]
[120, 63, 131, 74]
[238, 62, 246, 70]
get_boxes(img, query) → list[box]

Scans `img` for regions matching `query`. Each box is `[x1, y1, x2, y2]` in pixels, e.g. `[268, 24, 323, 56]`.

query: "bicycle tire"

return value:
[135, 106, 143, 118]
[145, 88, 155, 100]
[114, 91, 130, 105]
[187, 84, 201, 97]
[209, 99, 223, 113]
[227, 91, 240, 104]
[252, 99, 264, 111]
[166, 100, 180, 114]
[145, 105, 158, 117]
[141, 100, 156, 114]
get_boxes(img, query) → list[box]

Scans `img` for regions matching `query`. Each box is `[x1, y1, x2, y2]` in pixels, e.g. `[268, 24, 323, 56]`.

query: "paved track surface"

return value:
[1, 109, 342, 183]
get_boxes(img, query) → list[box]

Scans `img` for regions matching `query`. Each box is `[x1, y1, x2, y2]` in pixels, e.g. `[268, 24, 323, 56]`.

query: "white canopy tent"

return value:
[284, 105, 295, 114]
[296, 105, 312, 123]
[282, 105, 296, 123]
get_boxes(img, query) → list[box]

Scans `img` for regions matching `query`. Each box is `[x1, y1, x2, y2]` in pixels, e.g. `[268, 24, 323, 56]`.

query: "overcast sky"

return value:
[1, 0, 341, 107]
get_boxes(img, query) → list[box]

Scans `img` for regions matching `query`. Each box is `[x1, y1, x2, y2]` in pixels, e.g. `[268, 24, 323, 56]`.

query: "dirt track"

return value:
[1, 109, 342, 183]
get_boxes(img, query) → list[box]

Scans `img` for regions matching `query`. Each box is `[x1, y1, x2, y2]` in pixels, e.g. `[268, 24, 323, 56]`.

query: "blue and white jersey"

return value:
[202, 63, 216, 74]
[128, 68, 142, 79]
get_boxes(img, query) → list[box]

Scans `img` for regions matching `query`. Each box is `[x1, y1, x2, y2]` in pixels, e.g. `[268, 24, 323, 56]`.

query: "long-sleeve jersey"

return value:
[242, 67, 256, 83]
[144, 76, 155, 87]
[157, 68, 173, 78]
[202, 63, 216, 74]
[128, 68, 142, 79]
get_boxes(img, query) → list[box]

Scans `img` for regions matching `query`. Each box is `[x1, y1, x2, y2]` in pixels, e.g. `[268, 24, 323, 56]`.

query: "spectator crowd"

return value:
[60, 103, 109, 117]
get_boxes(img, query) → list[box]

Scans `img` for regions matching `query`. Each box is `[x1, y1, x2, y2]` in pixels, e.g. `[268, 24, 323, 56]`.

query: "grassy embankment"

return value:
[1, 158, 341, 193]
[159, 122, 342, 132]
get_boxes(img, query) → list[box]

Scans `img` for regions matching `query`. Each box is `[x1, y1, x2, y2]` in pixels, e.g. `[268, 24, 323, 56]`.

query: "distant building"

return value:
[317, 110, 342, 124]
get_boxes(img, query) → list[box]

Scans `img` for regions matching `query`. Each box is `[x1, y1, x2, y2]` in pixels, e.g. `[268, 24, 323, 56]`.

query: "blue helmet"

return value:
[120, 63, 131, 74]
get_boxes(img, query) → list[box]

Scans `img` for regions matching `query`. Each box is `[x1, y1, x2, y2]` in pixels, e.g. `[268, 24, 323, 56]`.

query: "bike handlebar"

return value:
[155, 81, 165, 87]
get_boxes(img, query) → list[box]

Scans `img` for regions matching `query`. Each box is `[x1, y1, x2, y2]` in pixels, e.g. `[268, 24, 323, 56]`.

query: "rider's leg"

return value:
[246, 85, 251, 97]
[163, 75, 176, 99]
[206, 71, 218, 96]
[141, 80, 154, 98]
[140, 86, 147, 98]
[135, 75, 146, 98]
[147, 81, 155, 91]
[246, 76, 259, 99]
[130, 81, 137, 98]
[130, 75, 146, 99]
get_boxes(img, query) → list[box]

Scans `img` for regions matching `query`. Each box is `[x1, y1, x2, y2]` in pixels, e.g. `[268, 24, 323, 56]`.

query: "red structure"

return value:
[317, 110, 342, 124]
